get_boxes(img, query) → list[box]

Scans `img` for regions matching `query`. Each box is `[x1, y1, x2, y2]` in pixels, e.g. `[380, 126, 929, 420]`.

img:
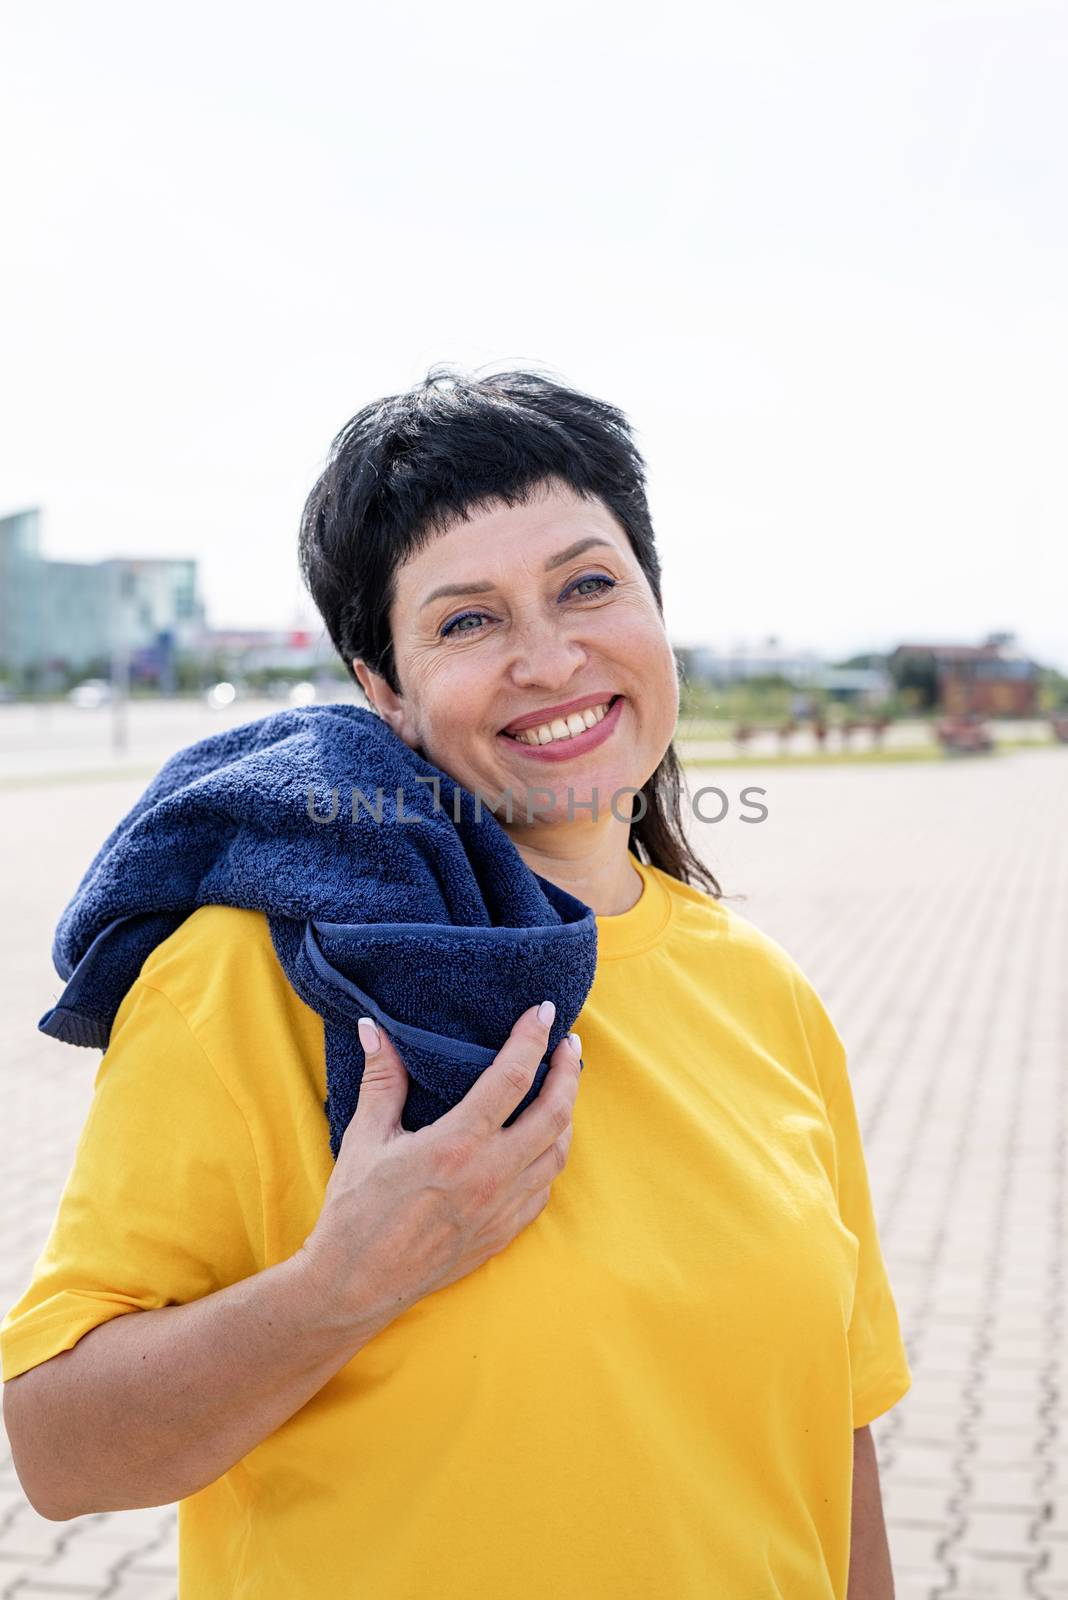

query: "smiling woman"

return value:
[297, 366, 720, 913]
[2, 365, 909, 1600]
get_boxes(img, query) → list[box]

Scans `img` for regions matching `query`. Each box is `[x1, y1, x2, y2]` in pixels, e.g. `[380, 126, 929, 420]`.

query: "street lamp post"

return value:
[110, 633, 130, 752]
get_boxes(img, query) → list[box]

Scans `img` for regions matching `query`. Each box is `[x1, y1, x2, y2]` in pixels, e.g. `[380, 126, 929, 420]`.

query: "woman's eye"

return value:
[440, 576, 614, 639]
[440, 610, 488, 639]
[567, 574, 615, 599]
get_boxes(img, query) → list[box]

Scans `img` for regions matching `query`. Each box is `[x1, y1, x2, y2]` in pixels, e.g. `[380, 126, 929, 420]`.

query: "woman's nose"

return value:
[506, 618, 588, 690]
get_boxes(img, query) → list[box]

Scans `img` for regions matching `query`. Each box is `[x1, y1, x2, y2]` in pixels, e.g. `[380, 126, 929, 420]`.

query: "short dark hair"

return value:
[298, 363, 721, 898]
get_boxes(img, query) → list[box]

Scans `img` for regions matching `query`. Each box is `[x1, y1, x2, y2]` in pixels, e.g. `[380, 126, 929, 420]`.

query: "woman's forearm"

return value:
[3, 1249, 394, 1520]
[5, 1003, 579, 1524]
[848, 1425, 895, 1598]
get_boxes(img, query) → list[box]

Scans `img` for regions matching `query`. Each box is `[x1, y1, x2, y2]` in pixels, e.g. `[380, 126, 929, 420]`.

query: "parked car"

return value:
[67, 678, 114, 709]
[935, 714, 994, 754]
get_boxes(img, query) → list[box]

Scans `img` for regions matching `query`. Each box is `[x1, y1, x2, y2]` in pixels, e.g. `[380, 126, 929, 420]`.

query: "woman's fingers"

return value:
[343, 1017, 410, 1142]
[498, 1031, 583, 1175]
[436, 1000, 560, 1145]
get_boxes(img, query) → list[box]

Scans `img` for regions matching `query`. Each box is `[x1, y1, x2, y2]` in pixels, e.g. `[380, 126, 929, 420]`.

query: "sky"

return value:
[2, 0, 1066, 671]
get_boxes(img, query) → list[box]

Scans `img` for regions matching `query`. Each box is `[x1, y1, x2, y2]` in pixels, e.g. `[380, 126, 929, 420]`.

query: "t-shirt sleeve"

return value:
[793, 971, 913, 1428]
[0, 978, 264, 1384]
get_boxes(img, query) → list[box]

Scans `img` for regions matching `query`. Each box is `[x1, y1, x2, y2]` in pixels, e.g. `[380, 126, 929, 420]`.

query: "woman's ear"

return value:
[353, 660, 420, 749]
[353, 660, 382, 714]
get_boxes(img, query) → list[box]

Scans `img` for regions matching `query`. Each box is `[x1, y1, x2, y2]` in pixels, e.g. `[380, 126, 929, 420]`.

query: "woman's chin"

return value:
[491, 760, 642, 825]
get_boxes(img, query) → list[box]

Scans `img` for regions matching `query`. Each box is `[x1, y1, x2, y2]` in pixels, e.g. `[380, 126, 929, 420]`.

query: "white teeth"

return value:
[509, 699, 614, 746]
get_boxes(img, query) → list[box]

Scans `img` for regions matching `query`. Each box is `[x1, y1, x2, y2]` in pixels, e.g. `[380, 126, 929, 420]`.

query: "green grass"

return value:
[681, 747, 940, 768]
[677, 736, 1063, 768]
[679, 745, 1026, 769]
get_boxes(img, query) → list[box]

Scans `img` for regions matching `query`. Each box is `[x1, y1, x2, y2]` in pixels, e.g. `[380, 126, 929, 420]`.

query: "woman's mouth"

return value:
[497, 695, 624, 761]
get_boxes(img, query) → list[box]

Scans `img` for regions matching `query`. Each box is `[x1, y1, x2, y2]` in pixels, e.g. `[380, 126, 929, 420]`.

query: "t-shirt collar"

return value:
[594, 856, 673, 960]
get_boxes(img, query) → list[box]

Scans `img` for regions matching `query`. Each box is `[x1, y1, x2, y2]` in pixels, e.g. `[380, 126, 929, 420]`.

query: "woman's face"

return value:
[357, 480, 679, 830]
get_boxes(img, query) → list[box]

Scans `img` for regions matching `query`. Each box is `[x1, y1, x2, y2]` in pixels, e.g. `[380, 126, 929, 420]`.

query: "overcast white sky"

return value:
[2, 1, 1065, 670]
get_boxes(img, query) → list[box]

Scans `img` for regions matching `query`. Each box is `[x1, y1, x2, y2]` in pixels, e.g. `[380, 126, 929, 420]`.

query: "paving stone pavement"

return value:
[0, 735, 1065, 1597]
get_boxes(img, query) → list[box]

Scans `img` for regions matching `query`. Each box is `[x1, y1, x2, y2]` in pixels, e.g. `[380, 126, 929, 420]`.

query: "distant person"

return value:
[3, 368, 910, 1599]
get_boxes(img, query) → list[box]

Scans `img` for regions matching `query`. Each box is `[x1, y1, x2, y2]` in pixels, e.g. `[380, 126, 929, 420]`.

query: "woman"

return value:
[2, 367, 910, 1599]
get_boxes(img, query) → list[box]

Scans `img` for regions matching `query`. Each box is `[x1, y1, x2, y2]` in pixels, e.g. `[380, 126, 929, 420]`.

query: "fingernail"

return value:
[537, 1000, 556, 1027]
[567, 1031, 582, 1057]
[357, 1016, 380, 1053]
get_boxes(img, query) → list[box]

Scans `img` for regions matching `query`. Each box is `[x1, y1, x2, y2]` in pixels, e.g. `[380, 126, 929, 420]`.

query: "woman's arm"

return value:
[3, 1252, 390, 1519]
[848, 1425, 894, 1598]
[3, 1005, 578, 1520]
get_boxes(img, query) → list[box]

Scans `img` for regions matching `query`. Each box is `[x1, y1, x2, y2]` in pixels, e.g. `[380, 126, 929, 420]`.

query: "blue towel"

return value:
[39, 703, 599, 1157]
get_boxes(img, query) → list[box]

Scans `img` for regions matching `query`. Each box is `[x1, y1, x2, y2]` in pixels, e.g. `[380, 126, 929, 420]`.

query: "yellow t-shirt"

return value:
[2, 857, 910, 1599]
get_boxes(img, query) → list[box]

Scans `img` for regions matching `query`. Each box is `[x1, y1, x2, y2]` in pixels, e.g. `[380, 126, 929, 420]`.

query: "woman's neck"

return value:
[507, 822, 644, 917]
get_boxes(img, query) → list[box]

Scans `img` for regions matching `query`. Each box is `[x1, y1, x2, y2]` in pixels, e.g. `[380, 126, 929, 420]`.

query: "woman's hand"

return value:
[295, 1002, 582, 1326]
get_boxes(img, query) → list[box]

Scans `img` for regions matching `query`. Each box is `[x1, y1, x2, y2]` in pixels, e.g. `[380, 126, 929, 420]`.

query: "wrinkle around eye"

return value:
[437, 573, 618, 640]
[440, 610, 494, 639]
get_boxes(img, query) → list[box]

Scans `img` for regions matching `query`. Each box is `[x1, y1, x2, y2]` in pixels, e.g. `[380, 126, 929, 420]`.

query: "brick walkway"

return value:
[1, 740, 1065, 1597]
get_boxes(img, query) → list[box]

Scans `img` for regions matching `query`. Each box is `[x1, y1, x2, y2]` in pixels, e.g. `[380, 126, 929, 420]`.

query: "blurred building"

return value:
[200, 627, 338, 675]
[0, 509, 42, 681]
[888, 633, 1039, 716]
[680, 637, 892, 706]
[0, 508, 205, 687]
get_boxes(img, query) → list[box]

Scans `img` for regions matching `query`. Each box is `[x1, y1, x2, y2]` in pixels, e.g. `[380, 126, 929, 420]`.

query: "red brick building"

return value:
[888, 634, 1039, 716]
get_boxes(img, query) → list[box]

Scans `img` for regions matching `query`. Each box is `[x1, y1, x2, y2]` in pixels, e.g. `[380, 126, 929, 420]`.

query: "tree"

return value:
[889, 650, 939, 711]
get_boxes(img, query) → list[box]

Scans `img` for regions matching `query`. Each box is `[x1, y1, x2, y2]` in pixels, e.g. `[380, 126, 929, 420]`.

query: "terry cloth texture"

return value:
[38, 703, 598, 1156]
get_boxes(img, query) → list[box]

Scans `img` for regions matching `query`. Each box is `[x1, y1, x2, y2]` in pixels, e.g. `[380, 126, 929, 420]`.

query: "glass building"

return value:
[0, 508, 204, 688]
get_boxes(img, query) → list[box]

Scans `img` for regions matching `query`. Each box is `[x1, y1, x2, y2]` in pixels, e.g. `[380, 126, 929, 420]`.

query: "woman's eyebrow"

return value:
[419, 537, 614, 610]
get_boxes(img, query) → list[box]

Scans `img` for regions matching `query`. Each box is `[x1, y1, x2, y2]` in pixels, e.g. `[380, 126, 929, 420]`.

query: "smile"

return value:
[497, 695, 624, 760]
